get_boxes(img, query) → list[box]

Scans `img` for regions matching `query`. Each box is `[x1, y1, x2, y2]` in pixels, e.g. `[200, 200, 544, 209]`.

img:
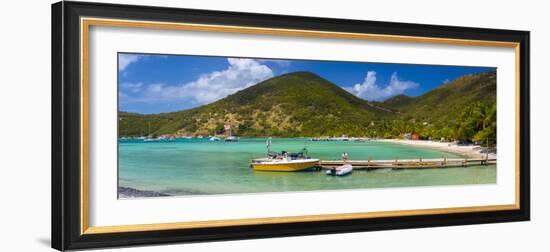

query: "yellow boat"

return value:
[251, 158, 320, 171]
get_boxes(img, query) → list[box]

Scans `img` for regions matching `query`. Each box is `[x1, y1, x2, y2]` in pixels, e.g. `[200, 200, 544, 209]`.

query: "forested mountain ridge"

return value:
[119, 71, 496, 143]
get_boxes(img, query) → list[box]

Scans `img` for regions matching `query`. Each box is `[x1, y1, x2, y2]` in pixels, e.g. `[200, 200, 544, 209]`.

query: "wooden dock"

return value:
[319, 158, 496, 170]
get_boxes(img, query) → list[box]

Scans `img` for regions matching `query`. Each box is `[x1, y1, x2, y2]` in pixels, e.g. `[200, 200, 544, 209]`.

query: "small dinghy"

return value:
[326, 164, 353, 176]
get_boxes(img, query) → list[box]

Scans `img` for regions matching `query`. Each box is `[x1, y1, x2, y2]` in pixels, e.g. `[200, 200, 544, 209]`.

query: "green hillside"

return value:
[379, 71, 496, 121]
[120, 72, 393, 137]
[119, 71, 496, 143]
[373, 71, 497, 143]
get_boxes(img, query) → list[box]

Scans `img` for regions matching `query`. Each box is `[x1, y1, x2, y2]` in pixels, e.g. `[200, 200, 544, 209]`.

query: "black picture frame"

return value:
[52, 1, 530, 251]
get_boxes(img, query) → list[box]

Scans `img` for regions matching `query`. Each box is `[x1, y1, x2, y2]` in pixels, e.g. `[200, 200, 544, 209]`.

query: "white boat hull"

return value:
[326, 164, 353, 176]
[251, 158, 320, 171]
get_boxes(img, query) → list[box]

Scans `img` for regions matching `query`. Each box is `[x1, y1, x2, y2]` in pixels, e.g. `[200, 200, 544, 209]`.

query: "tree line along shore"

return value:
[119, 71, 496, 147]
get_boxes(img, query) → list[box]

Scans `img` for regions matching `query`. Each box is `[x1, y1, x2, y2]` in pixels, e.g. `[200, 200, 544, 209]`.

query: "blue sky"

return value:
[118, 53, 495, 114]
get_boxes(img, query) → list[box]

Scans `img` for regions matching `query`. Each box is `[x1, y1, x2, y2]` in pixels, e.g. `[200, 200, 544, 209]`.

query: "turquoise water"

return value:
[118, 138, 496, 196]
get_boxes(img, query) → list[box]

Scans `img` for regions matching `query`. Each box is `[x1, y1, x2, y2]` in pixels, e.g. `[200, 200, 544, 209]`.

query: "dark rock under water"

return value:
[118, 186, 170, 198]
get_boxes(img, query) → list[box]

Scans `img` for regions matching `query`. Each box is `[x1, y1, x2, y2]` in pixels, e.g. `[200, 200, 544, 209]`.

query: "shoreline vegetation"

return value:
[119, 71, 497, 148]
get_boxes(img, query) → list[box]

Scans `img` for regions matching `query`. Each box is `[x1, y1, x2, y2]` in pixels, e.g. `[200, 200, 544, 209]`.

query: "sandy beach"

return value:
[378, 139, 496, 159]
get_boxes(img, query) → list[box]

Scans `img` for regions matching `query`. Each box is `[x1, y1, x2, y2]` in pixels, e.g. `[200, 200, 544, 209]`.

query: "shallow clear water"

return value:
[118, 138, 496, 196]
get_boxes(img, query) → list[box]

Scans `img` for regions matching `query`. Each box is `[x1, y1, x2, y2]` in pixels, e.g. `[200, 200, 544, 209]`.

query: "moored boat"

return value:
[251, 158, 320, 171]
[225, 136, 239, 142]
[143, 137, 159, 142]
[251, 138, 319, 171]
[144, 136, 175, 142]
[326, 164, 353, 176]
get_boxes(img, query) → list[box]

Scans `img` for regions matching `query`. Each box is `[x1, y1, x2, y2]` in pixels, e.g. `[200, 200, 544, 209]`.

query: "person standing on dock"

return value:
[342, 152, 349, 162]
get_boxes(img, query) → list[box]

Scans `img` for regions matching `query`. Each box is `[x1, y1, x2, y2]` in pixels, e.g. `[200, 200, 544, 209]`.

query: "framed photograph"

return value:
[52, 1, 530, 250]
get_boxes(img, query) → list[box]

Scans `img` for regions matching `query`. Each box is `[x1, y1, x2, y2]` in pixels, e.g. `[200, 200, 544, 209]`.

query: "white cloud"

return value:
[120, 82, 143, 93]
[258, 59, 291, 67]
[118, 54, 142, 71]
[345, 71, 418, 101]
[124, 58, 274, 106]
[119, 54, 170, 72]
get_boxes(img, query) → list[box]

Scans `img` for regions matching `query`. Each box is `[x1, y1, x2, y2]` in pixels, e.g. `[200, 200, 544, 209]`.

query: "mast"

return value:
[266, 137, 272, 154]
